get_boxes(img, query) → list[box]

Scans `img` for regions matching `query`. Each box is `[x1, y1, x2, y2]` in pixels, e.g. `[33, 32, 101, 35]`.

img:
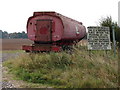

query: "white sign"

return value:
[87, 26, 111, 50]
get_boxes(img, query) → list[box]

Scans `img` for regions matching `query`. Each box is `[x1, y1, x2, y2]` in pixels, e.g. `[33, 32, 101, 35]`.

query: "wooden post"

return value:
[112, 25, 116, 57]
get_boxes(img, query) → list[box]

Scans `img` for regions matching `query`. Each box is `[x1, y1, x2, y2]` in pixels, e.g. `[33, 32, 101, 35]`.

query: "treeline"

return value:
[0, 30, 28, 39]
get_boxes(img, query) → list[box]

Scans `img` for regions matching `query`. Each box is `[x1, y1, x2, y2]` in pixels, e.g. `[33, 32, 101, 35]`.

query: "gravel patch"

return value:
[2, 81, 15, 88]
[2, 52, 23, 62]
[2, 52, 24, 88]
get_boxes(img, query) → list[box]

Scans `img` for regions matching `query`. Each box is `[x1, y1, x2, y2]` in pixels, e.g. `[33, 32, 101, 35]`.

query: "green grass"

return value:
[3, 46, 119, 88]
[1, 50, 24, 53]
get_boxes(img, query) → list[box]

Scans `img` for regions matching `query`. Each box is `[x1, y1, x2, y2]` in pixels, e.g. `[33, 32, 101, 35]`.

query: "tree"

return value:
[0, 30, 28, 39]
[2, 31, 9, 38]
[0, 30, 2, 38]
[99, 16, 120, 43]
[21, 31, 28, 38]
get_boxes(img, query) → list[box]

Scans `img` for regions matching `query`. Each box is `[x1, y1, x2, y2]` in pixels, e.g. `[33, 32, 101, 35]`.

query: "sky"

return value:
[0, 0, 119, 33]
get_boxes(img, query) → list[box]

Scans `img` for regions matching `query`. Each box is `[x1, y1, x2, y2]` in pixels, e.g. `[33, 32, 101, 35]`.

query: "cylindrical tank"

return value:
[27, 12, 86, 45]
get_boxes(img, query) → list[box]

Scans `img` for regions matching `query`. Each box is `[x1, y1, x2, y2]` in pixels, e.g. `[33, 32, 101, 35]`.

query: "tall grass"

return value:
[3, 46, 119, 88]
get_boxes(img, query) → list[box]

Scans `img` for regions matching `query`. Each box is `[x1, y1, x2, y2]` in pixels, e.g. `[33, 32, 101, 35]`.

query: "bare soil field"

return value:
[0, 39, 87, 50]
[0, 39, 33, 50]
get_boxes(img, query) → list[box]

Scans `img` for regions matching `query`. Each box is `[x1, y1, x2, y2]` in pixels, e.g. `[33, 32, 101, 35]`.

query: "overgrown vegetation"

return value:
[3, 46, 119, 88]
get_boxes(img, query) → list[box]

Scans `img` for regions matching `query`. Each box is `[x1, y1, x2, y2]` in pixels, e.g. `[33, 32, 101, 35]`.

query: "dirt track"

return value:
[2, 52, 24, 62]
[1, 51, 25, 88]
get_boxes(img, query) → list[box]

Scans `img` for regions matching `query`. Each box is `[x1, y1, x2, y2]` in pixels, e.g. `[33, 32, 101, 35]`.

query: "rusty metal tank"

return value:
[23, 12, 86, 52]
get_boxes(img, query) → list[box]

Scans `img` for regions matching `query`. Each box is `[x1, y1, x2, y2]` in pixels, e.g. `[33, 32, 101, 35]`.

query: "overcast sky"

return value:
[0, 0, 119, 33]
